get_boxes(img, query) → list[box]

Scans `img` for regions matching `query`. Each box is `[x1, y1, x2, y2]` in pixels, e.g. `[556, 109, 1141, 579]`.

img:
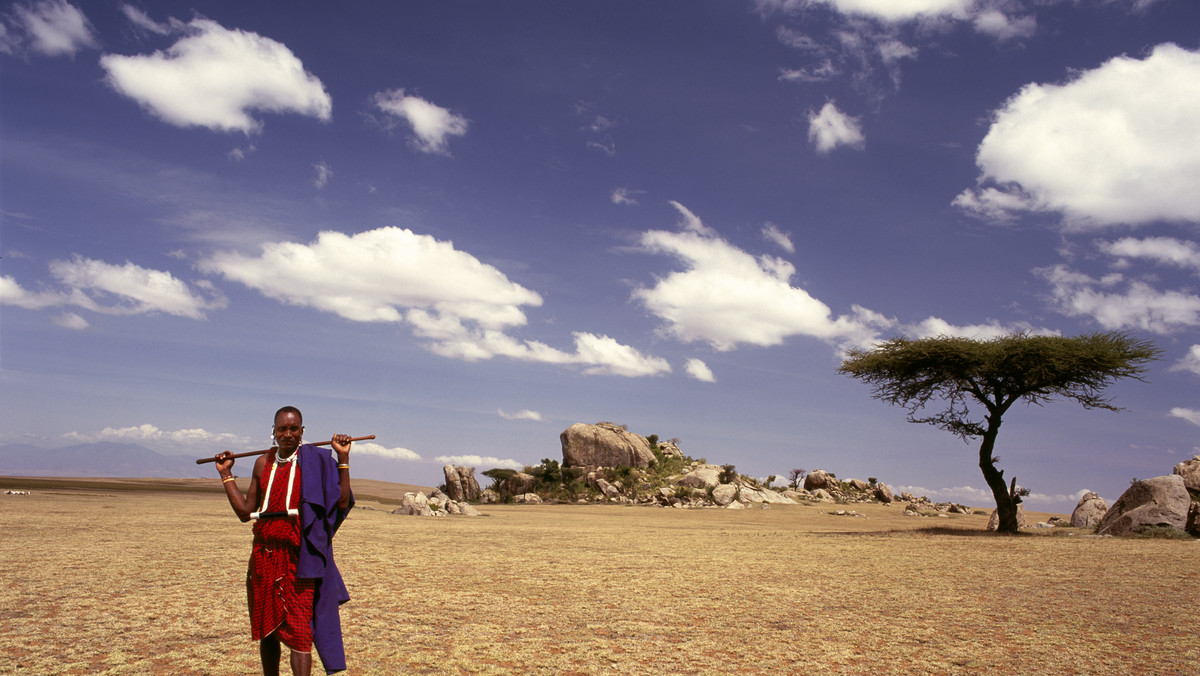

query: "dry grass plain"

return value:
[1, 477, 1197, 675]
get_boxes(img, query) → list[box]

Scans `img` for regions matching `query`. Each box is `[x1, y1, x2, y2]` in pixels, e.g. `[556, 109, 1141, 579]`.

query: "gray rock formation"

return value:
[560, 422, 656, 469]
[711, 484, 737, 506]
[874, 484, 894, 503]
[442, 465, 481, 502]
[1069, 491, 1109, 528]
[674, 464, 721, 489]
[804, 469, 835, 492]
[499, 472, 537, 498]
[1097, 475, 1190, 536]
[1173, 454, 1200, 492]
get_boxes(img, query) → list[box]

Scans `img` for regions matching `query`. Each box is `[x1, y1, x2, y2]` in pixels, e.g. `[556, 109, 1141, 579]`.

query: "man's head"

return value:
[273, 406, 304, 454]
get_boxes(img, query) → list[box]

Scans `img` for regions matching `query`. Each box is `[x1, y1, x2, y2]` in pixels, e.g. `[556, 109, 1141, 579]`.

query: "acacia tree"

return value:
[837, 331, 1160, 534]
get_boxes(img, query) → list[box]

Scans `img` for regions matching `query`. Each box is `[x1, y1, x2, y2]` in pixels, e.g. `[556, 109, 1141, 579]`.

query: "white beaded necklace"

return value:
[251, 444, 299, 520]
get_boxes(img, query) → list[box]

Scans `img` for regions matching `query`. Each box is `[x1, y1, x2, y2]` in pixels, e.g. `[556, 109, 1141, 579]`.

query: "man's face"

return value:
[273, 411, 304, 454]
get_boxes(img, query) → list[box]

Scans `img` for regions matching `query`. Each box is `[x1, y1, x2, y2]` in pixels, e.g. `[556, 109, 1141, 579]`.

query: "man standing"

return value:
[214, 406, 354, 675]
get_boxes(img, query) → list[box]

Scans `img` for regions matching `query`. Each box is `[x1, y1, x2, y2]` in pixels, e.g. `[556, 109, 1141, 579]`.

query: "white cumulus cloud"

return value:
[1, 0, 97, 57]
[352, 442, 421, 461]
[373, 89, 469, 155]
[633, 202, 888, 353]
[202, 227, 669, 377]
[100, 18, 332, 133]
[956, 43, 1200, 228]
[1170, 408, 1200, 427]
[1171, 345, 1200, 376]
[1, 258, 227, 320]
[65, 424, 250, 450]
[1036, 264, 1200, 334]
[762, 222, 795, 253]
[685, 358, 716, 383]
[808, 101, 865, 154]
[1099, 237, 1200, 275]
[434, 454, 525, 471]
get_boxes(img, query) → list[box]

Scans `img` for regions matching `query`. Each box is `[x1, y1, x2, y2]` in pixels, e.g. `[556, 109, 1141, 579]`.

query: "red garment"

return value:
[247, 454, 315, 651]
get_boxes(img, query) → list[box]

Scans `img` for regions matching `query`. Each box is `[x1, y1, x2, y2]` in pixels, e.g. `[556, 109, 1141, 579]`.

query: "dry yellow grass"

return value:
[1, 481, 1196, 675]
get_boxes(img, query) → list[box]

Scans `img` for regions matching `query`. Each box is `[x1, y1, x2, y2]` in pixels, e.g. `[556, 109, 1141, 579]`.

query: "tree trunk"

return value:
[977, 420, 1019, 534]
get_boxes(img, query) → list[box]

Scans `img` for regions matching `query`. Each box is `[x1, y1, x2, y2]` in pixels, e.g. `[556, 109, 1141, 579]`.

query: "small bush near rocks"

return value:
[1131, 525, 1194, 540]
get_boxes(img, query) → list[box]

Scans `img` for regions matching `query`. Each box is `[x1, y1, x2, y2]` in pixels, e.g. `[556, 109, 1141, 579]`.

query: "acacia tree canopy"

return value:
[837, 331, 1161, 533]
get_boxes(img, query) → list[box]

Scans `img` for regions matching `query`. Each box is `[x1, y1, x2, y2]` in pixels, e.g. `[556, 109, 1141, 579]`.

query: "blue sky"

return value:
[2, 0, 1198, 512]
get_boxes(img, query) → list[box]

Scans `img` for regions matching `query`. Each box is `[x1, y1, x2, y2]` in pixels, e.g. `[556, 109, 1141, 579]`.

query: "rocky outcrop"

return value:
[442, 465, 481, 502]
[674, 464, 721, 489]
[1173, 455, 1200, 492]
[498, 472, 537, 498]
[711, 484, 737, 506]
[874, 483, 894, 503]
[391, 490, 481, 517]
[561, 422, 656, 469]
[656, 440, 684, 459]
[803, 469, 835, 492]
[1070, 492, 1109, 528]
[1097, 475, 1190, 536]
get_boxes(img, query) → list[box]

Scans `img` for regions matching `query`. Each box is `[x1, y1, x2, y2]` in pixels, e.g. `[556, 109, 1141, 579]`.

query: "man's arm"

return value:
[330, 434, 353, 511]
[214, 452, 265, 522]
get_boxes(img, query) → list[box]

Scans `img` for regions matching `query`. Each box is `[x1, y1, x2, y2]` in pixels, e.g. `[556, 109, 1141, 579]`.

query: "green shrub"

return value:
[1132, 525, 1193, 539]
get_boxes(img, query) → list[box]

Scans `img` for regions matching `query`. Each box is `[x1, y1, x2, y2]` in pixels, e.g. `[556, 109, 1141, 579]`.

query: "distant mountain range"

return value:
[0, 442, 211, 479]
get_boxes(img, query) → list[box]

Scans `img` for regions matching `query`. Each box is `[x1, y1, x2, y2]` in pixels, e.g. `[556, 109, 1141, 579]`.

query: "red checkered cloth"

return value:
[246, 456, 315, 651]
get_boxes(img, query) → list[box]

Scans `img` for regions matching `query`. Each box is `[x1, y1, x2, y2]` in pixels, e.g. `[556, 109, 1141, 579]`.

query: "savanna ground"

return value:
[1, 477, 1197, 675]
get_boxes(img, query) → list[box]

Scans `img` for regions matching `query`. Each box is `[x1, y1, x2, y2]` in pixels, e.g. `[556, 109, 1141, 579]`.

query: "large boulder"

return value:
[442, 465, 481, 502]
[561, 422, 656, 469]
[711, 484, 738, 506]
[1173, 455, 1200, 492]
[499, 472, 537, 498]
[804, 469, 835, 492]
[657, 440, 684, 459]
[739, 487, 797, 505]
[675, 464, 722, 489]
[1069, 492, 1109, 528]
[1097, 475, 1191, 536]
[874, 483, 894, 503]
[1188, 502, 1200, 537]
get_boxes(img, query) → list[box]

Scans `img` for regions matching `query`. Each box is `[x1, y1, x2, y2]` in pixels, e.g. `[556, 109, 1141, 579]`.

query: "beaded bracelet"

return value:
[337, 464, 350, 470]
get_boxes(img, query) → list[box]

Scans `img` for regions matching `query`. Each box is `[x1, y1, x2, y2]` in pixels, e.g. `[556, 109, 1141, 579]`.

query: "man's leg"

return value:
[289, 649, 313, 676]
[259, 634, 281, 676]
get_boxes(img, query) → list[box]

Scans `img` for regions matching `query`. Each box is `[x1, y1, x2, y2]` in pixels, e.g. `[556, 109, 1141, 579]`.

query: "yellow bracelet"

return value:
[337, 464, 350, 470]
[221, 476, 236, 483]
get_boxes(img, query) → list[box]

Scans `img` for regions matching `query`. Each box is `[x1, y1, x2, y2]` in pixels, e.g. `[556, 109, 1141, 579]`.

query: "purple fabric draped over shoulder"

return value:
[298, 444, 353, 674]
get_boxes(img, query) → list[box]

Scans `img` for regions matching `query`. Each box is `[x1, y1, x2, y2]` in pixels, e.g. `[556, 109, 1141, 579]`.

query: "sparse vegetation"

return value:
[2, 485, 1197, 675]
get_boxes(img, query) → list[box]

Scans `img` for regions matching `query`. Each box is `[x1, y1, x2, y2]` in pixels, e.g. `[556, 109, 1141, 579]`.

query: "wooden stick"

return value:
[196, 435, 376, 464]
